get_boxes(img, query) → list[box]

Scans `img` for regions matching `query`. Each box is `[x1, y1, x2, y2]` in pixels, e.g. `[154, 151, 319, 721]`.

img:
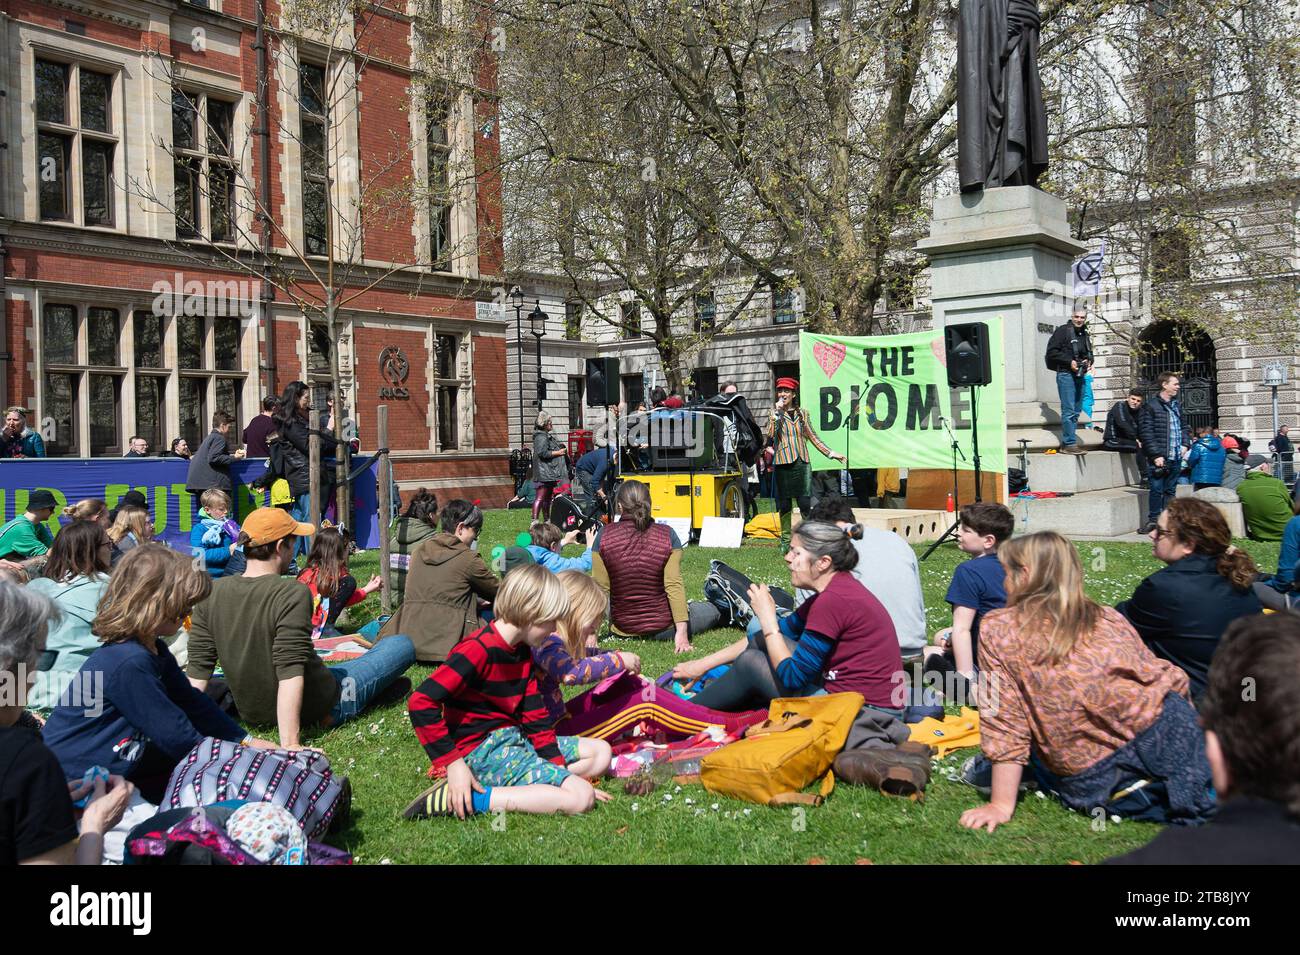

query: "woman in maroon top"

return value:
[689, 521, 902, 712]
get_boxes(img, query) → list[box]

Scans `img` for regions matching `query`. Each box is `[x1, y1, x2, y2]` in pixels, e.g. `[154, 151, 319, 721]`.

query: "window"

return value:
[35, 59, 118, 226]
[172, 90, 237, 241]
[434, 332, 460, 451]
[1148, 71, 1196, 179]
[620, 301, 641, 340]
[771, 361, 799, 395]
[300, 63, 329, 256]
[691, 367, 718, 402]
[564, 300, 583, 341]
[426, 93, 452, 270]
[131, 309, 246, 453]
[622, 373, 644, 409]
[772, 286, 797, 325]
[693, 292, 716, 334]
[568, 377, 585, 430]
[1151, 229, 1192, 283]
[41, 304, 125, 456]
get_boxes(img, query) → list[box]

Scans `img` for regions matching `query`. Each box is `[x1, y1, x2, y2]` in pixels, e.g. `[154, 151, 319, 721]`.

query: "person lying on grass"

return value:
[675, 521, 903, 717]
[404, 563, 612, 820]
[534, 570, 641, 729]
[958, 531, 1213, 835]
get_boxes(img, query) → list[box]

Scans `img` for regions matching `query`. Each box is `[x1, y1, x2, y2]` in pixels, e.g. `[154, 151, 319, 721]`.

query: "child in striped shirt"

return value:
[404, 564, 612, 820]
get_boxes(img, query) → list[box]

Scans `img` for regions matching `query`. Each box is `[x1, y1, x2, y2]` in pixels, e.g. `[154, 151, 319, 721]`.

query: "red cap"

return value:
[775, 377, 798, 391]
[1220, 436, 1238, 450]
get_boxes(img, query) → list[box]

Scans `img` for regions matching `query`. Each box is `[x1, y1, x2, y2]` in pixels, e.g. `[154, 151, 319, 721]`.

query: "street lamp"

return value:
[530, 301, 548, 409]
[1263, 362, 1288, 475]
[510, 285, 525, 446]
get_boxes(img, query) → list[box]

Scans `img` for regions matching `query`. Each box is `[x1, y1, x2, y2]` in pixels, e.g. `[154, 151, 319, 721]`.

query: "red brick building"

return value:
[0, 0, 513, 505]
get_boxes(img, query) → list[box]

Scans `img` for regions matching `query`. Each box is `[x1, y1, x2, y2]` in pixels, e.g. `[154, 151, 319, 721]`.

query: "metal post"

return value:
[377, 404, 392, 615]
[515, 302, 524, 446]
[534, 332, 543, 408]
[308, 409, 321, 542]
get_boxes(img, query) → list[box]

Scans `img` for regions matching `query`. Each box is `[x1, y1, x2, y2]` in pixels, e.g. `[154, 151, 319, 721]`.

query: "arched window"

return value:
[1136, 321, 1217, 432]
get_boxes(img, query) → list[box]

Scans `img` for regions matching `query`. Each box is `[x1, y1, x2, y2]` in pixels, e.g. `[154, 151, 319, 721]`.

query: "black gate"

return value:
[1136, 321, 1218, 433]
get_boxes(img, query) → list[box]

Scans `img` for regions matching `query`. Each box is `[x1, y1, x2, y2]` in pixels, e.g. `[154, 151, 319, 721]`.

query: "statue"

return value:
[957, 0, 1050, 192]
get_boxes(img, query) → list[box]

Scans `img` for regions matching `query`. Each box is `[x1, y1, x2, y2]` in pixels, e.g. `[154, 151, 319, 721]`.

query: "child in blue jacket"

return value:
[190, 488, 242, 578]
[1186, 428, 1226, 490]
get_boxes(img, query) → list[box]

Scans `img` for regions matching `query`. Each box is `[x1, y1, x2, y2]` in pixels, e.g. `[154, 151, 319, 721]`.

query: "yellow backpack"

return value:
[700, 693, 864, 806]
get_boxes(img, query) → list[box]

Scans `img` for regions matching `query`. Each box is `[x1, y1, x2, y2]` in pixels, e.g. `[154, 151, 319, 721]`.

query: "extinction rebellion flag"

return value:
[798, 318, 1007, 473]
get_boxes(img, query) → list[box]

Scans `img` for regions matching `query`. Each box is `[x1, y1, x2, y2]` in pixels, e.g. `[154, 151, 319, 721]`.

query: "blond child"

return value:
[404, 564, 612, 819]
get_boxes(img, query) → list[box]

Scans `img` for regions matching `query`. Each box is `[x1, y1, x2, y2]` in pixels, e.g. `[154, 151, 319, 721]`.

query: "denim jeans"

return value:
[1147, 467, 1178, 523]
[328, 634, 416, 724]
[291, 492, 313, 559]
[1056, 371, 1085, 446]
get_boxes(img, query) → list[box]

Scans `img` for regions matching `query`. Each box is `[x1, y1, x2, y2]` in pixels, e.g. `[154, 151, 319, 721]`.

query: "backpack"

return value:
[700, 693, 864, 806]
[703, 559, 795, 628]
[165, 737, 347, 840]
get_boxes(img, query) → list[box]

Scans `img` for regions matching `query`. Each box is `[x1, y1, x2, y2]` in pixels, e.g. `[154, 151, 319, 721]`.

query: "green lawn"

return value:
[290, 511, 1281, 864]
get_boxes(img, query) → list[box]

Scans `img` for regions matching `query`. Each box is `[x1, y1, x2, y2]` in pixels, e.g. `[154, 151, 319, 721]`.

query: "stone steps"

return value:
[1021, 448, 1140, 493]
[1008, 487, 1146, 538]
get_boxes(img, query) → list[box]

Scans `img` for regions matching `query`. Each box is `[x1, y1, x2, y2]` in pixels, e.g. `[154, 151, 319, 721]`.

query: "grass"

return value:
[288, 510, 1282, 864]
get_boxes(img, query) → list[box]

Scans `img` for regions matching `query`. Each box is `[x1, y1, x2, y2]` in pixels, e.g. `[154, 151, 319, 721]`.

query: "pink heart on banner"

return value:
[813, 340, 847, 379]
[931, 336, 947, 366]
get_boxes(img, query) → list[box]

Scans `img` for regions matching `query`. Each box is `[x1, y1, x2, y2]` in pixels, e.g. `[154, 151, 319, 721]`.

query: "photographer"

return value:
[1137, 373, 1191, 534]
[1044, 307, 1094, 455]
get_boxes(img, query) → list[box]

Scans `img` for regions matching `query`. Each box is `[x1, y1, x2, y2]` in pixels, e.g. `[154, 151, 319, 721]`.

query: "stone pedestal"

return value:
[916, 187, 1086, 454]
[917, 189, 1145, 535]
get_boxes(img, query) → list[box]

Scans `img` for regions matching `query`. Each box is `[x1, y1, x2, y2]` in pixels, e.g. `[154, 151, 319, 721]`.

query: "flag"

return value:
[1072, 240, 1106, 298]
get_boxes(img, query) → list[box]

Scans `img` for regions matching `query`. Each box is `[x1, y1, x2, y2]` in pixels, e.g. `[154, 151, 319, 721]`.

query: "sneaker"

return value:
[1060, 444, 1086, 455]
[1138, 522, 1157, 535]
[402, 779, 452, 820]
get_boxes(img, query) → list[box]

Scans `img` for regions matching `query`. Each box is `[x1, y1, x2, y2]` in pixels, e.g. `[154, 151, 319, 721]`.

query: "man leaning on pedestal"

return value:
[1044, 306, 1093, 455]
[1103, 387, 1149, 487]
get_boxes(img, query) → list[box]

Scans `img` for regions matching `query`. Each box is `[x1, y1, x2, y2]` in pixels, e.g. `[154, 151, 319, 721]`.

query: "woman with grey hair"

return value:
[531, 410, 568, 521]
[0, 580, 133, 864]
[688, 521, 904, 713]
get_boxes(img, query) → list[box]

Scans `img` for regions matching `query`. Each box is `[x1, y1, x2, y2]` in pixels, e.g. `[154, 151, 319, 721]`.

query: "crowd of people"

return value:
[3, 364, 1298, 867]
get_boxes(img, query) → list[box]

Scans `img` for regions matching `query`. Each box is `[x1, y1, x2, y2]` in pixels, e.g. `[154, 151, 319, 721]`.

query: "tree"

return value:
[131, 0, 488, 518]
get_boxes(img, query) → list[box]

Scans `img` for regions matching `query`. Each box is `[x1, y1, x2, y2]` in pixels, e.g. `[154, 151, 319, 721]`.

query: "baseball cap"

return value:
[242, 507, 315, 546]
[1220, 436, 1239, 451]
[1245, 454, 1269, 468]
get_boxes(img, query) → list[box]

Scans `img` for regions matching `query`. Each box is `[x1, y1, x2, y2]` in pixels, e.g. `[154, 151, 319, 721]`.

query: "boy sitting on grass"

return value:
[404, 563, 612, 820]
[190, 488, 242, 578]
[922, 502, 1013, 706]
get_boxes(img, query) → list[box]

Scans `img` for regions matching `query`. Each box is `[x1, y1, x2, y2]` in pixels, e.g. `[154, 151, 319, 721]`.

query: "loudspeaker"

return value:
[944, 322, 992, 387]
[585, 357, 620, 407]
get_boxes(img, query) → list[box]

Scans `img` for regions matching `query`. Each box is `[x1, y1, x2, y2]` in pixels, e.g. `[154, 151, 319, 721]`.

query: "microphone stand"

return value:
[921, 411, 968, 561]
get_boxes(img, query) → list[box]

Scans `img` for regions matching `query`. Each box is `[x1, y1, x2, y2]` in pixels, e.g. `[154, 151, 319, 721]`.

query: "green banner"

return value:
[798, 321, 1006, 473]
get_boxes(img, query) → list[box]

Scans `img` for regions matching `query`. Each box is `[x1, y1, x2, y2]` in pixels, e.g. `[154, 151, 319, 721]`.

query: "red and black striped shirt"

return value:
[408, 622, 562, 775]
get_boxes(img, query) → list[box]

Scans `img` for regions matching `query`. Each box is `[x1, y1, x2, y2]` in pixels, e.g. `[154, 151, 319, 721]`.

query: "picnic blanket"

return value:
[558, 672, 765, 743]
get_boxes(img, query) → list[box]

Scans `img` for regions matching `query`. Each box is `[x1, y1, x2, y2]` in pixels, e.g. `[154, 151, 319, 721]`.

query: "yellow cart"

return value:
[642, 471, 746, 529]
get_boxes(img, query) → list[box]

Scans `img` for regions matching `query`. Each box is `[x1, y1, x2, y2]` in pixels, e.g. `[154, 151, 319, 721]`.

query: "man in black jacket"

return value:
[1044, 307, 1093, 454]
[1102, 387, 1147, 485]
[1108, 613, 1300, 865]
[186, 411, 246, 495]
[1136, 372, 1190, 533]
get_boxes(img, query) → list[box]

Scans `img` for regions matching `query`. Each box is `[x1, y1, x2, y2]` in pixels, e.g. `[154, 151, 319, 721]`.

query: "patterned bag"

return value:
[165, 738, 345, 840]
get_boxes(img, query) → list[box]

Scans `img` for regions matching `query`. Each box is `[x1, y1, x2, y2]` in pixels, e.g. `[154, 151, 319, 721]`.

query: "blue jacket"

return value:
[575, 448, 611, 485]
[526, 543, 593, 573]
[189, 508, 238, 577]
[1186, 436, 1226, 485]
[1264, 515, 1300, 591]
[0, 428, 46, 458]
[42, 639, 245, 782]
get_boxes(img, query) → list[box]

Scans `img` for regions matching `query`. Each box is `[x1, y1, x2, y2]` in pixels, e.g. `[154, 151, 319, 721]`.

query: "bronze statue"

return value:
[957, 0, 1050, 192]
